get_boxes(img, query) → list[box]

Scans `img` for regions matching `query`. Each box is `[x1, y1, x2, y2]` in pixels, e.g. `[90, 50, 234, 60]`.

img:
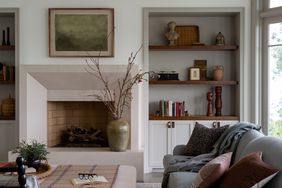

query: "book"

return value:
[71, 176, 108, 185]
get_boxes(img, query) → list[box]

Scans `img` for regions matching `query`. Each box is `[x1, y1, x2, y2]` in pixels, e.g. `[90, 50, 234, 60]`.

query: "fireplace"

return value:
[47, 101, 112, 148]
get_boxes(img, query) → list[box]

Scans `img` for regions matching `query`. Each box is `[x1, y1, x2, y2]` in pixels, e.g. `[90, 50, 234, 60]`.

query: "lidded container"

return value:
[1, 94, 15, 117]
[213, 65, 224, 81]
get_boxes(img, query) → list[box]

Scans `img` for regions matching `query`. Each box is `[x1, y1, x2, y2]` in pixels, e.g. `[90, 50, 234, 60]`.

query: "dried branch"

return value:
[86, 46, 147, 120]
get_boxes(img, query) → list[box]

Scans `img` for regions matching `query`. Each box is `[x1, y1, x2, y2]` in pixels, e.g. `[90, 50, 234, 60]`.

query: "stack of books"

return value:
[159, 100, 186, 117]
[0, 63, 15, 81]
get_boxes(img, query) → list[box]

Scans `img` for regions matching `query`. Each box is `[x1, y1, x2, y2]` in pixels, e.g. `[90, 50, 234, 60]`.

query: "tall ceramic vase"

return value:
[107, 119, 129, 152]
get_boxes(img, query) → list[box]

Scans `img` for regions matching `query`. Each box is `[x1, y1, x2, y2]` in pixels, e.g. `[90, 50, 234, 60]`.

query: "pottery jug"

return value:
[213, 65, 224, 81]
[107, 119, 129, 152]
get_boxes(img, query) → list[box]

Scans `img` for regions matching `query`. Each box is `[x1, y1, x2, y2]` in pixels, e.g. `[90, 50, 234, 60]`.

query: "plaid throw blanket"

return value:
[40, 165, 119, 188]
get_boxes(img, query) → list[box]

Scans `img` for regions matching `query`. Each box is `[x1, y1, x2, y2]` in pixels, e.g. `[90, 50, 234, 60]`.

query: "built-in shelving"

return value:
[0, 116, 15, 120]
[0, 45, 15, 51]
[0, 80, 15, 85]
[149, 115, 240, 121]
[149, 80, 238, 85]
[149, 45, 238, 51]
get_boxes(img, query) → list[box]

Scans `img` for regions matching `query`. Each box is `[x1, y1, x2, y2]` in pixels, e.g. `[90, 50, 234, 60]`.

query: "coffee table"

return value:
[39, 165, 136, 188]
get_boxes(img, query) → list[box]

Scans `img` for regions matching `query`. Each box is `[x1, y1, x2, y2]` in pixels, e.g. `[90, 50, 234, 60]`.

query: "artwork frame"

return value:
[49, 8, 114, 57]
[189, 67, 200, 80]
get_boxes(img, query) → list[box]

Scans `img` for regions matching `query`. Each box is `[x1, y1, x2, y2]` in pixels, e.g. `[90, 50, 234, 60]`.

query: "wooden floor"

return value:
[143, 172, 163, 183]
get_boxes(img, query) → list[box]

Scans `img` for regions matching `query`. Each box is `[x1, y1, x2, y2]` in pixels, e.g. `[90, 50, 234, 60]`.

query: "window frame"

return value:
[259, 0, 282, 134]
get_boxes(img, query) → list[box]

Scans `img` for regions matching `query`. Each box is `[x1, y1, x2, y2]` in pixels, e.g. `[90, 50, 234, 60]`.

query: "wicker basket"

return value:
[1, 95, 15, 117]
[175, 25, 199, 46]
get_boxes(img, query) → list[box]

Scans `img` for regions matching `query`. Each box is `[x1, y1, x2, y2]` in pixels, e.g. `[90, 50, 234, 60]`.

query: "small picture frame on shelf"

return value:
[189, 67, 200, 80]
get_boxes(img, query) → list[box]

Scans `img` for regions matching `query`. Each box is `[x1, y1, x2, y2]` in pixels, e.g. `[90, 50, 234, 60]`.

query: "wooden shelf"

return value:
[149, 115, 240, 121]
[0, 80, 15, 85]
[0, 116, 15, 120]
[0, 45, 15, 51]
[149, 45, 238, 51]
[149, 80, 238, 85]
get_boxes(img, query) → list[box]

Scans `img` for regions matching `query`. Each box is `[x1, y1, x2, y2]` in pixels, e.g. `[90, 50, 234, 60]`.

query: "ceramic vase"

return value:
[107, 119, 129, 152]
[213, 65, 224, 81]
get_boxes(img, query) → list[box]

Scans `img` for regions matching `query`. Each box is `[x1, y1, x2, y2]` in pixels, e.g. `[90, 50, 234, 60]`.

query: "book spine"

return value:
[168, 100, 173, 116]
[161, 100, 165, 117]
[3, 64, 6, 80]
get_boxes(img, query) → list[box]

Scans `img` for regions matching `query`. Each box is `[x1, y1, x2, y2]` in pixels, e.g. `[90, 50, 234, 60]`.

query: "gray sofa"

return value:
[164, 130, 282, 188]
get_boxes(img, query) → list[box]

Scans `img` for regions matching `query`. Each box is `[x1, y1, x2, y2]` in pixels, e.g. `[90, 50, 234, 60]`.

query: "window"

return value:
[260, 0, 282, 137]
[269, 0, 282, 8]
[267, 21, 282, 137]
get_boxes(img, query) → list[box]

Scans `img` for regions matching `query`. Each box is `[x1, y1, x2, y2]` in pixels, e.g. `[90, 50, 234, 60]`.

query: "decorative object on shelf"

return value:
[6, 27, 10, 46]
[2, 30, 6, 45]
[213, 65, 224, 81]
[149, 71, 159, 81]
[216, 32, 225, 45]
[206, 91, 213, 116]
[86, 46, 147, 151]
[158, 71, 179, 80]
[1, 94, 15, 117]
[49, 8, 114, 57]
[165, 21, 179, 46]
[194, 60, 207, 80]
[189, 67, 200, 80]
[174, 25, 199, 46]
[12, 140, 49, 171]
[215, 86, 222, 116]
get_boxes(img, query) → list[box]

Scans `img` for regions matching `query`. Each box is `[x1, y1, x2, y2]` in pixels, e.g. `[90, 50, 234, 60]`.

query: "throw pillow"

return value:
[218, 151, 279, 188]
[191, 152, 232, 188]
[184, 123, 229, 156]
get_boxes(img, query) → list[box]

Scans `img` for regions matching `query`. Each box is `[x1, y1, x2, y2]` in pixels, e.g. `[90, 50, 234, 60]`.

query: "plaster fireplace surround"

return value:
[11, 65, 144, 181]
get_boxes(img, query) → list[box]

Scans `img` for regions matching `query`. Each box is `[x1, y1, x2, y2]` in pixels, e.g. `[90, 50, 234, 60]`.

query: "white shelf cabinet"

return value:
[148, 120, 238, 169]
[148, 120, 193, 168]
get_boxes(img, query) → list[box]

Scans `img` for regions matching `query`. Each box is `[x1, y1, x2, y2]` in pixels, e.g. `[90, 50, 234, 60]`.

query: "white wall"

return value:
[0, 0, 251, 167]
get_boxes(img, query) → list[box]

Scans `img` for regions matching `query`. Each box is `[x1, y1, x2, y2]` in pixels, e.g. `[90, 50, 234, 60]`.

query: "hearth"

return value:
[47, 101, 111, 148]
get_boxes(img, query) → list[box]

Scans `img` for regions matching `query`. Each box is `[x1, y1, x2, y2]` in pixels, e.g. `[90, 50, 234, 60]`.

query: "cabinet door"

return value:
[149, 121, 170, 168]
[170, 121, 192, 154]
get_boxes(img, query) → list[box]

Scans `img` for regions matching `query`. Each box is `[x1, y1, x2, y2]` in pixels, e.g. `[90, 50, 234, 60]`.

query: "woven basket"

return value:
[175, 25, 199, 46]
[1, 95, 15, 117]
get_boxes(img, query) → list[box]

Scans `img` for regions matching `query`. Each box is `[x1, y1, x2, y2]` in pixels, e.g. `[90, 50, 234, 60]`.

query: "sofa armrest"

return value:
[173, 145, 187, 155]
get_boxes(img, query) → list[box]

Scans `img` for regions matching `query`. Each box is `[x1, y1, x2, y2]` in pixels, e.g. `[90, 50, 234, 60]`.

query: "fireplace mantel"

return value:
[19, 64, 141, 151]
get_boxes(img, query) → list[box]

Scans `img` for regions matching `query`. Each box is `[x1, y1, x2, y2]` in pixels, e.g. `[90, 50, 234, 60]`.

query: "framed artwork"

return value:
[189, 67, 200, 80]
[49, 8, 114, 57]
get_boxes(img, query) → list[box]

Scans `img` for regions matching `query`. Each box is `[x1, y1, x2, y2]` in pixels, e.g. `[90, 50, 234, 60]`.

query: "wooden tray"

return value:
[175, 25, 199, 46]
[26, 163, 54, 179]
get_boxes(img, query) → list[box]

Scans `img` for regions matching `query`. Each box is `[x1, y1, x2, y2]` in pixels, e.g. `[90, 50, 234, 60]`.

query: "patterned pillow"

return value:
[218, 151, 279, 188]
[191, 152, 232, 188]
[184, 123, 229, 156]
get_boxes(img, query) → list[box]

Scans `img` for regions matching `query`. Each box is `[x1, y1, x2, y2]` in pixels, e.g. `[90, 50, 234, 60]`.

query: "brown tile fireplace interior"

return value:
[47, 101, 112, 148]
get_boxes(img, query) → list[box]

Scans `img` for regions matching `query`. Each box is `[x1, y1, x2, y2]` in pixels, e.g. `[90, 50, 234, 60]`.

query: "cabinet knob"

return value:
[167, 122, 171, 128]
[171, 121, 175, 128]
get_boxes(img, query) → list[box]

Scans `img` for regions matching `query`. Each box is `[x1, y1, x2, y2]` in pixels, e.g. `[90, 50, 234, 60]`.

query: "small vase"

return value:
[213, 65, 224, 81]
[107, 119, 129, 152]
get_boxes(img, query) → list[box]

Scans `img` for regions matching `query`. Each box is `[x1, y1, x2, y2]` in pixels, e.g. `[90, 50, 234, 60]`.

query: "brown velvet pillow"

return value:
[184, 123, 229, 156]
[218, 151, 279, 188]
[191, 152, 232, 188]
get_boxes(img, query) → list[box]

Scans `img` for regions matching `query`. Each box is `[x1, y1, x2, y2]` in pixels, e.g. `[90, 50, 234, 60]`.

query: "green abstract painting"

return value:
[55, 15, 108, 51]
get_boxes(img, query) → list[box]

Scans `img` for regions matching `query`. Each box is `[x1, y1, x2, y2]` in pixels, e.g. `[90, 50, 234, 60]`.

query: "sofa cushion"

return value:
[218, 151, 279, 188]
[232, 129, 264, 164]
[168, 172, 197, 188]
[241, 136, 282, 188]
[191, 152, 232, 188]
[184, 123, 229, 156]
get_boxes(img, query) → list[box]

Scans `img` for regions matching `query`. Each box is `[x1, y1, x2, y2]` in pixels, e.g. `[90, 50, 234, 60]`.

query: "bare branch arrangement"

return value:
[86, 46, 147, 120]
